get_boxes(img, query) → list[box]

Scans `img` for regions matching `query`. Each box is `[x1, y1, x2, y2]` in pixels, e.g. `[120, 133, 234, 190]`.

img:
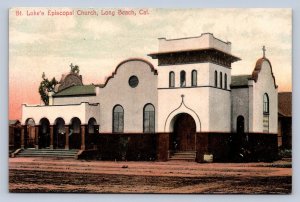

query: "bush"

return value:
[278, 148, 292, 158]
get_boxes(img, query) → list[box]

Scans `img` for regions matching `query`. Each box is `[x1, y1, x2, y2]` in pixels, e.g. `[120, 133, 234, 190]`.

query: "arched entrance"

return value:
[69, 117, 81, 149]
[25, 118, 35, 148]
[171, 113, 196, 151]
[54, 118, 66, 149]
[39, 118, 50, 149]
[237, 115, 245, 134]
[87, 117, 98, 149]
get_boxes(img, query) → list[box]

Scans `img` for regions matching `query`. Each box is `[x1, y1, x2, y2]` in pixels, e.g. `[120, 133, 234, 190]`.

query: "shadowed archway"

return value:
[54, 118, 66, 149]
[170, 113, 196, 151]
[69, 117, 81, 149]
[39, 118, 50, 149]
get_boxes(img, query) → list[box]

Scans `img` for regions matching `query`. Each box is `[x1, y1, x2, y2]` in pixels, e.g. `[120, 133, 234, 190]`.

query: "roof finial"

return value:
[262, 45, 266, 58]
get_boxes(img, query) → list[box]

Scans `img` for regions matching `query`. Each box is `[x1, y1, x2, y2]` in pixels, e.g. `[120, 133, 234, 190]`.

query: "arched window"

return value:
[191, 70, 197, 86]
[220, 72, 222, 89]
[214, 71, 218, 87]
[169, 71, 175, 88]
[263, 93, 269, 133]
[180, 71, 186, 87]
[113, 105, 124, 133]
[263, 93, 269, 114]
[143, 104, 155, 133]
[224, 73, 227, 89]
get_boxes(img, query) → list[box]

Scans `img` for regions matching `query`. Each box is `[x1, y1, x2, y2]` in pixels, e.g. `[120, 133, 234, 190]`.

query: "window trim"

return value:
[143, 103, 155, 133]
[169, 71, 175, 88]
[214, 70, 218, 87]
[224, 73, 227, 89]
[191, 70, 197, 87]
[180, 70, 186, 87]
[263, 93, 269, 115]
[112, 104, 124, 133]
[220, 72, 222, 89]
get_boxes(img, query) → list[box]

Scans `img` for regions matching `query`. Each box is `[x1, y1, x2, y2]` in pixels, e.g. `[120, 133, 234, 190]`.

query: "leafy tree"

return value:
[38, 72, 58, 105]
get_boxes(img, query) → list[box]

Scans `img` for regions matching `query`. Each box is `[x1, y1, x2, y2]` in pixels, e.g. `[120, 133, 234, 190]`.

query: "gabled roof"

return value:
[252, 57, 277, 88]
[53, 85, 96, 97]
[278, 92, 292, 117]
[230, 75, 252, 88]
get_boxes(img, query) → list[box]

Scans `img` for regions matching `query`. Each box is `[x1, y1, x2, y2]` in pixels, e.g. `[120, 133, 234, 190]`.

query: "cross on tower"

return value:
[262, 45, 266, 58]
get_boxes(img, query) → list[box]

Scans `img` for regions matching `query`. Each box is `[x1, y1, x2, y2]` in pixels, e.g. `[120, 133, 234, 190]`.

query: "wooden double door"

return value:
[173, 113, 196, 151]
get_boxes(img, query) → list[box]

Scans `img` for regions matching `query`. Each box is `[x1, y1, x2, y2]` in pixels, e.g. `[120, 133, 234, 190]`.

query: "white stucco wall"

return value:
[209, 88, 231, 132]
[158, 88, 208, 133]
[98, 59, 158, 133]
[231, 88, 250, 132]
[157, 63, 210, 88]
[21, 102, 100, 125]
[157, 61, 231, 133]
[209, 63, 231, 89]
[53, 95, 98, 105]
[158, 33, 231, 54]
[251, 60, 278, 133]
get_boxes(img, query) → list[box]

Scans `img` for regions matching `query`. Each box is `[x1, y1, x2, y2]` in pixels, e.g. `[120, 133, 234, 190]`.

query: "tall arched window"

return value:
[263, 93, 269, 114]
[113, 105, 124, 133]
[191, 70, 197, 86]
[263, 93, 269, 133]
[143, 104, 155, 133]
[214, 71, 218, 87]
[169, 71, 175, 88]
[180, 71, 186, 87]
[220, 72, 223, 88]
[224, 73, 227, 89]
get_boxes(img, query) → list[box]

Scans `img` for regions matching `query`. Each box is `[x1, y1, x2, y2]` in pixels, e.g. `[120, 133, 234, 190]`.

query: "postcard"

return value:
[9, 7, 292, 194]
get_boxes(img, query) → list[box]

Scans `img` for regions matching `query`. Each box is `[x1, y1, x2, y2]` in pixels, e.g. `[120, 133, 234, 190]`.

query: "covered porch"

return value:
[20, 102, 100, 151]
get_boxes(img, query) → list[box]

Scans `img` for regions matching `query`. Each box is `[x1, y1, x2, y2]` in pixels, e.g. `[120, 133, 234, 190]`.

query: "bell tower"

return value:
[148, 33, 240, 133]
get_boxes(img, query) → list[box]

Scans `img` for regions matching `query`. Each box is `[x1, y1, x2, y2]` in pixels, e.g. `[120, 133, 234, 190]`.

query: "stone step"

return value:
[22, 150, 78, 154]
[18, 154, 74, 158]
[16, 149, 79, 158]
[169, 151, 196, 161]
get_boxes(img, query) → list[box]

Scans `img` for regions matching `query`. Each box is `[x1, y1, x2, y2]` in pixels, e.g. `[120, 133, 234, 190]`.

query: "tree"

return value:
[38, 72, 58, 105]
[38, 64, 79, 105]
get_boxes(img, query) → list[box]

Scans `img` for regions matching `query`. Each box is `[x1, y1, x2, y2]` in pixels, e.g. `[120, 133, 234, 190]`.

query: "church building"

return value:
[17, 33, 278, 162]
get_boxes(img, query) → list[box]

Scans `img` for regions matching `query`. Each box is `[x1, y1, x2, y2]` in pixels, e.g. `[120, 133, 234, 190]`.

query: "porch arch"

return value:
[38, 118, 50, 149]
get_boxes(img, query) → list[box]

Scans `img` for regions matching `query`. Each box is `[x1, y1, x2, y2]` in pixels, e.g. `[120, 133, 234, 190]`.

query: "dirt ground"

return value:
[9, 157, 292, 194]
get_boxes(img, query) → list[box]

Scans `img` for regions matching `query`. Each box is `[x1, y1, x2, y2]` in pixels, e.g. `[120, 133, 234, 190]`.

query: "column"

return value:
[50, 125, 54, 149]
[65, 126, 69, 150]
[21, 126, 25, 149]
[35, 126, 39, 149]
[81, 125, 86, 150]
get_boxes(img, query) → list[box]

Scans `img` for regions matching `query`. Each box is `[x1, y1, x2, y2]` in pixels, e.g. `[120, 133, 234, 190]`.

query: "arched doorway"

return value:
[39, 118, 50, 149]
[237, 115, 245, 134]
[69, 117, 81, 149]
[25, 118, 35, 148]
[171, 113, 196, 151]
[87, 118, 98, 149]
[54, 118, 66, 149]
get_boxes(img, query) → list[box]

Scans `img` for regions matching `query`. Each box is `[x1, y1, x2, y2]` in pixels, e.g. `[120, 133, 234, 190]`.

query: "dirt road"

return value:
[9, 157, 292, 194]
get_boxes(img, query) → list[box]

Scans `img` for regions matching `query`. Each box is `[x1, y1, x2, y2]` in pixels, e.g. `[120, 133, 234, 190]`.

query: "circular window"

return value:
[128, 75, 139, 88]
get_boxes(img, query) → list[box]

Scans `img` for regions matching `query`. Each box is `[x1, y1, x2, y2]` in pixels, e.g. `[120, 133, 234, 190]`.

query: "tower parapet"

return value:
[148, 33, 240, 68]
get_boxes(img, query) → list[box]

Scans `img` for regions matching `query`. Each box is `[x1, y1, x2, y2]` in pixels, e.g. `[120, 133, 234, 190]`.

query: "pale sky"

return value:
[9, 8, 292, 120]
